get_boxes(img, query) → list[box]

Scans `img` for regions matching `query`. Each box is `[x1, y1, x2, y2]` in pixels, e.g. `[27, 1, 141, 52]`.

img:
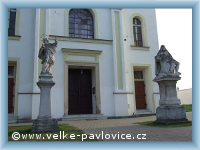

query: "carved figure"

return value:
[38, 38, 58, 75]
[155, 45, 180, 78]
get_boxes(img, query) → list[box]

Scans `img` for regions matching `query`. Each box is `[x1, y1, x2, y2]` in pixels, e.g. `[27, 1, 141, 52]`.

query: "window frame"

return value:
[65, 9, 99, 39]
[133, 18, 143, 47]
[69, 9, 94, 39]
[8, 8, 17, 36]
[130, 13, 148, 49]
[134, 70, 144, 80]
[8, 8, 20, 37]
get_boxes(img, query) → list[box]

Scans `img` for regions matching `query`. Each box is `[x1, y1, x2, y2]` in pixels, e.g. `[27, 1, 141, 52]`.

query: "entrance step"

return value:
[136, 109, 153, 114]
[8, 114, 18, 123]
[62, 114, 107, 121]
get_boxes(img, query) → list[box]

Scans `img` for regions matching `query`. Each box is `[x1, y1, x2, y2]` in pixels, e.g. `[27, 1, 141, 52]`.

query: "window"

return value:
[133, 18, 143, 47]
[69, 9, 94, 39]
[134, 71, 143, 79]
[8, 9, 16, 36]
[8, 66, 14, 76]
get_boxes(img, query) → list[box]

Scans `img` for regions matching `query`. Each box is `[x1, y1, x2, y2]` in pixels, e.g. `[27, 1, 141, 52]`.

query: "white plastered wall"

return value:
[121, 9, 160, 114]
[8, 9, 36, 119]
[18, 95, 32, 119]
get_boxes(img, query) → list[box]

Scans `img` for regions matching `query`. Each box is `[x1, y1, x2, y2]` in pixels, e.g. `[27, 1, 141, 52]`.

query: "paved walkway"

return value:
[60, 112, 192, 141]
[9, 112, 192, 141]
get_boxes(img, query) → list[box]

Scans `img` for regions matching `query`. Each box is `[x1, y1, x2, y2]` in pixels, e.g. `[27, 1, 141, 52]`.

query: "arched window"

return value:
[69, 9, 94, 39]
[8, 8, 16, 36]
[133, 18, 143, 47]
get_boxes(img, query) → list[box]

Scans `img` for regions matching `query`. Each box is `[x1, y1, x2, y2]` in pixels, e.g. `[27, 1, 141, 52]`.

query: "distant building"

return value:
[177, 88, 192, 105]
[8, 8, 160, 121]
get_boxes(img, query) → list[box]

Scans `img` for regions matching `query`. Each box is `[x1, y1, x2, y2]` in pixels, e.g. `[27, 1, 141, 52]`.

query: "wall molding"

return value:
[113, 92, 134, 94]
[8, 35, 21, 41]
[62, 48, 102, 63]
[49, 35, 112, 45]
[18, 93, 40, 94]
[130, 45, 150, 51]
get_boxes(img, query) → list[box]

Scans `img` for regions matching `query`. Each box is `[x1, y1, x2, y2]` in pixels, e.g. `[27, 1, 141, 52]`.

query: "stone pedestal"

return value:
[153, 77, 188, 124]
[32, 74, 59, 132]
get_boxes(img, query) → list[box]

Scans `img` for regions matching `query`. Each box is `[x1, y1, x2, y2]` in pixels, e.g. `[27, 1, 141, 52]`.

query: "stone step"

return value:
[8, 115, 18, 124]
[108, 113, 156, 119]
[136, 112, 152, 113]
[136, 109, 153, 114]
[62, 114, 107, 121]
[136, 112, 153, 114]
[137, 109, 151, 112]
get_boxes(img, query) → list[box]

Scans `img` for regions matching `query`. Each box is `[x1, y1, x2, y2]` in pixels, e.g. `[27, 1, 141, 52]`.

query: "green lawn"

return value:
[134, 121, 192, 128]
[182, 104, 192, 112]
[8, 124, 98, 141]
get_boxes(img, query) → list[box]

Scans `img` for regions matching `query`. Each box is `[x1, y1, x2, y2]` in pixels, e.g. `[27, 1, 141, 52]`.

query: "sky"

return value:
[155, 9, 192, 90]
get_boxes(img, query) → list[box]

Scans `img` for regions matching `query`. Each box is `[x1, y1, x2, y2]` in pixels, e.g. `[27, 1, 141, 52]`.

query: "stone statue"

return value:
[38, 38, 58, 75]
[32, 37, 59, 132]
[153, 45, 188, 124]
[155, 45, 180, 78]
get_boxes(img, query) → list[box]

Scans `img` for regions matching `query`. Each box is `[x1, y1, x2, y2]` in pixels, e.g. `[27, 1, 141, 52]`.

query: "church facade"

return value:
[8, 8, 160, 121]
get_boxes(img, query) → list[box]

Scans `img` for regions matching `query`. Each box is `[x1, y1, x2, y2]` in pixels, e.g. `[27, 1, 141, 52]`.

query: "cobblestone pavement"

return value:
[59, 112, 192, 141]
[9, 112, 192, 141]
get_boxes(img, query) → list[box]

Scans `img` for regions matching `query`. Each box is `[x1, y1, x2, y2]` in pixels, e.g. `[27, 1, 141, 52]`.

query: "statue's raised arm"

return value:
[55, 37, 58, 45]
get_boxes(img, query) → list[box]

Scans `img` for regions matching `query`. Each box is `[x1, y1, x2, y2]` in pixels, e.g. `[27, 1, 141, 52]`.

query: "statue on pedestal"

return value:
[32, 37, 59, 132]
[153, 45, 188, 124]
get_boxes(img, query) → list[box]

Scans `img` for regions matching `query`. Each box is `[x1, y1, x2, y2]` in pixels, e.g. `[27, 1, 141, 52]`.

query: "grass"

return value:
[8, 124, 98, 141]
[134, 121, 192, 128]
[182, 104, 192, 112]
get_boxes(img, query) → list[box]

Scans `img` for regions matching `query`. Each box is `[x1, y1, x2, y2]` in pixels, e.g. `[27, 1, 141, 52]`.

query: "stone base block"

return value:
[154, 119, 189, 125]
[31, 118, 59, 132]
[154, 105, 189, 124]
